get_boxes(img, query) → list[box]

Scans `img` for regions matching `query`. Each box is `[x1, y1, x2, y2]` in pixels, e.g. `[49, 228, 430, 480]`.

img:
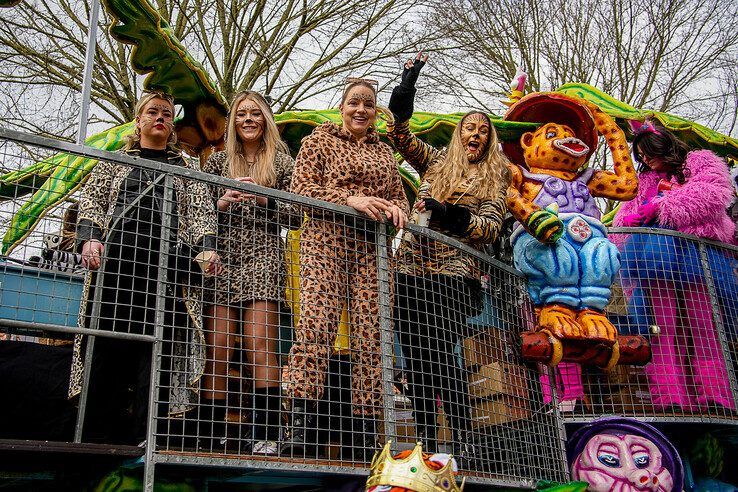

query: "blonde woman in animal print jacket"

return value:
[386, 54, 510, 466]
[70, 92, 220, 444]
[283, 79, 409, 461]
[200, 91, 298, 455]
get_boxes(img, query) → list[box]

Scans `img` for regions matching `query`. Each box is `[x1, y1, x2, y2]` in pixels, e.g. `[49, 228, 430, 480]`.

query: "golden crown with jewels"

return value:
[365, 441, 465, 492]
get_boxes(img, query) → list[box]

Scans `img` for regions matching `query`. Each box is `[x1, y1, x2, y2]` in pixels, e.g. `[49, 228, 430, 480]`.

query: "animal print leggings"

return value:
[285, 222, 387, 416]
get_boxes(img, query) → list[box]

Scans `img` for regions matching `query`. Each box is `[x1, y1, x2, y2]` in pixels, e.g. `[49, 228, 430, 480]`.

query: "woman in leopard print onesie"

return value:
[387, 54, 510, 466]
[200, 91, 297, 454]
[283, 79, 409, 461]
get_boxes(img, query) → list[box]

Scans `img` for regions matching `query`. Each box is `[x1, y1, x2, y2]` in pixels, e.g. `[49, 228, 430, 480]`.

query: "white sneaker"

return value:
[252, 440, 279, 455]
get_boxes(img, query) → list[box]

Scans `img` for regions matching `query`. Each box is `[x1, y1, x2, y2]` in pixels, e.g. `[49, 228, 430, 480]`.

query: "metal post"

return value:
[697, 241, 738, 409]
[375, 222, 397, 452]
[143, 174, 175, 492]
[76, 0, 101, 145]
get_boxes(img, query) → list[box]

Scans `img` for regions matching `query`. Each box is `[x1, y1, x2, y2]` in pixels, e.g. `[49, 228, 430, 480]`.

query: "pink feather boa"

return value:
[614, 150, 736, 244]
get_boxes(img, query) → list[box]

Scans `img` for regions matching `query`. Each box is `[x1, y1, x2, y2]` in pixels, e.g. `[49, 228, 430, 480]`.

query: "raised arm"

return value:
[584, 101, 638, 201]
[386, 119, 444, 176]
[386, 52, 441, 176]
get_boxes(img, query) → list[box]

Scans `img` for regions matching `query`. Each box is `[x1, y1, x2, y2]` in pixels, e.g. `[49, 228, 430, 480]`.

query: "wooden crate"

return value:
[470, 395, 530, 428]
[467, 361, 528, 399]
[462, 327, 516, 367]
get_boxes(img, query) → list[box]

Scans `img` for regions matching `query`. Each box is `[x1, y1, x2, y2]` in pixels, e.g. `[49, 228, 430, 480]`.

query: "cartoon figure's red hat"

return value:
[502, 92, 599, 167]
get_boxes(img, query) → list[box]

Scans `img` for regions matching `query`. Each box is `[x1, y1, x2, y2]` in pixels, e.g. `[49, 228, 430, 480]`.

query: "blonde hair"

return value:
[425, 111, 511, 202]
[124, 91, 178, 151]
[58, 202, 79, 252]
[225, 91, 287, 187]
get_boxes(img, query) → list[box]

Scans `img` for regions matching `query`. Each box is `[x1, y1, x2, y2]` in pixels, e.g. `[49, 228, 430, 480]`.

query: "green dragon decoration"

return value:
[1, 0, 736, 254]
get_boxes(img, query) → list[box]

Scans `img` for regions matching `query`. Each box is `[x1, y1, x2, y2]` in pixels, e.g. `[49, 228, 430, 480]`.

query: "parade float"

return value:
[0, 0, 737, 491]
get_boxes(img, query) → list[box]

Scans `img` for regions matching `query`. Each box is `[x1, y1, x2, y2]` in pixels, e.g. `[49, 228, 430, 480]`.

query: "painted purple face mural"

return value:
[572, 433, 674, 492]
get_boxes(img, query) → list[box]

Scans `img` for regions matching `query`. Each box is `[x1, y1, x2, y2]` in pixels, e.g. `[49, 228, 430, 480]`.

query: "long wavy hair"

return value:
[632, 125, 690, 184]
[123, 91, 179, 152]
[225, 91, 287, 187]
[425, 111, 511, 202]
[58, 202, 79, 252]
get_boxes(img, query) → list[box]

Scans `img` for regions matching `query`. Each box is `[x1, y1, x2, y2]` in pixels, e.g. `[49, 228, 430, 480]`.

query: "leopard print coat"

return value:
[69, 148, 218, 414]
[387, 119, 507, 278]
[201, 150, 296, 305]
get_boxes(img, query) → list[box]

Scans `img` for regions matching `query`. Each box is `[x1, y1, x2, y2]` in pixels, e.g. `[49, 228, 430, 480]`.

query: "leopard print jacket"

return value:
[69, 148, 217, 413]
[387, 119, 507, 278]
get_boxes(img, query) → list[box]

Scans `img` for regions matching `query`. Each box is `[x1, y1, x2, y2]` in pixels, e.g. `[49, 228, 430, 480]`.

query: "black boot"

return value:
[197, 397, 227, 452]
[251, 387, 282, 455]
[281, 399, 319, 458]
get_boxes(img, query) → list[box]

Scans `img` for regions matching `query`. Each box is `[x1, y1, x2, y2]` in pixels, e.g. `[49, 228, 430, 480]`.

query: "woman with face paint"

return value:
[200, 91, 296, 454]
[71, 91, 221, 444]
[283, 79, 409, 462]
[386, 54, 511, 466]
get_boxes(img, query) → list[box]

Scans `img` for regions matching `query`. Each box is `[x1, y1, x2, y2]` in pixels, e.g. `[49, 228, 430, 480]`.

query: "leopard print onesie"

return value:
[285, 122, 409, 416]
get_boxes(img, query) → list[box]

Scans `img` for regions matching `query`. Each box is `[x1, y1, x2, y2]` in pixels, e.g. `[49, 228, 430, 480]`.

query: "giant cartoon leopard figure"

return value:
[503, 93, 638, 366]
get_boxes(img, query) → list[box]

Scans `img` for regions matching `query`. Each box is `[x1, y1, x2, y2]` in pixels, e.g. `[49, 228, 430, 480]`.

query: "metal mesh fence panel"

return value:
[24, 129, 738, 486]
[556, 228, 738, 423]
[386, 223, 567, 484]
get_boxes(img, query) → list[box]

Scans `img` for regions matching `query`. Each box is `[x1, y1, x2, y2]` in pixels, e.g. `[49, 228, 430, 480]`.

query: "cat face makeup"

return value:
[460, 113, 490, 162]
[234, 98, 266, 144]
[340, 85, 377, 139]
[136, 98, 175, 146]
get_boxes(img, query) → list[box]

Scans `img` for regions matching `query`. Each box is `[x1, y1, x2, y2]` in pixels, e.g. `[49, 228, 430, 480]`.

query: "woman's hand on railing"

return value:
[347, 195, 394, 222]
[217, 189, 243, 211]
[384, 204, 408, 229]
[81, 239, 104, 271]
[218, 177, 268, 210]
[234, 177, 268, 207]
[202, 251, 223, 276]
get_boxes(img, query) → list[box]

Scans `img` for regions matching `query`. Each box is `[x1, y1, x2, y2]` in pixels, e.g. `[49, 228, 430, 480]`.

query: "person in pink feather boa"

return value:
[613, 122, 737, 413]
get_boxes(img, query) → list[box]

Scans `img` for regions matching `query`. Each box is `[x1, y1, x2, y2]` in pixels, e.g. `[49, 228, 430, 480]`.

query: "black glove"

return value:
[399, 55, 426, 90]
[388, 56, 426, 122]
[422, 198, 447, 218]
[439, 202, 472, 236]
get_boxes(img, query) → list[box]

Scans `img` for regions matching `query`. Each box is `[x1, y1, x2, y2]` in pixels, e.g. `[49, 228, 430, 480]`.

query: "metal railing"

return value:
[1, 128, 737, 489]
[0, 129, 567, 490]
[556, 227, 738, 424]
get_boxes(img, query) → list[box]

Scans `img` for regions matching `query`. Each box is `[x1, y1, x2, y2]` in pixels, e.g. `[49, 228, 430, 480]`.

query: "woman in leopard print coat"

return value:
[283, 79, 409, 461]
[200, 91, 297, 454]
[70, 91, 220, 444]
